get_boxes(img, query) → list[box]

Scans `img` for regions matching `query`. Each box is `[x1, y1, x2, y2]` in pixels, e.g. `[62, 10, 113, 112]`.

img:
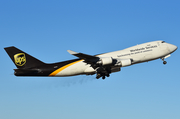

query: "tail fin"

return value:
[4, 46, 45, 69]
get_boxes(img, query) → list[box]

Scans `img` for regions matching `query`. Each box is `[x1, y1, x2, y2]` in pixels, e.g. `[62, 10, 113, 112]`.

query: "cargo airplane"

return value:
[4, 41, 177, 79]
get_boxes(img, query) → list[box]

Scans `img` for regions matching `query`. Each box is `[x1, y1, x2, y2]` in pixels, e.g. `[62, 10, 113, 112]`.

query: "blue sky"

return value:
[0, 0, 180, 119]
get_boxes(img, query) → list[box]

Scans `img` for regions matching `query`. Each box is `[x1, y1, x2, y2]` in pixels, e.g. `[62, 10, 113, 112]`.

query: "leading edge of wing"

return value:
[67, 50, 99, 60]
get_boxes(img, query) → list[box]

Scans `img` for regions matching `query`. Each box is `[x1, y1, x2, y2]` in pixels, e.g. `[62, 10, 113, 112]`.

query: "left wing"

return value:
[67, 50, 99, 63]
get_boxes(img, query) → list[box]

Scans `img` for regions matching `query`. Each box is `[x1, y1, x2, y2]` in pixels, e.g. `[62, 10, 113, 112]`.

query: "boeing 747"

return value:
[4, 41, 177, 79]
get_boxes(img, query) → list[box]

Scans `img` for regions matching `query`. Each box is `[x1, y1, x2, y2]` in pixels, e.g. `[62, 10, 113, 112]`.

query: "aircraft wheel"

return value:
[102, 75, 106, 79]
[163, 61, 167, 65]
[96, 73, 101, 79]
[101, 73, 106, 79]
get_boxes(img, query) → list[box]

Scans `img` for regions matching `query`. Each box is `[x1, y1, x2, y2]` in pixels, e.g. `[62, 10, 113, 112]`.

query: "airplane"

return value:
[4, 41, 177, 79]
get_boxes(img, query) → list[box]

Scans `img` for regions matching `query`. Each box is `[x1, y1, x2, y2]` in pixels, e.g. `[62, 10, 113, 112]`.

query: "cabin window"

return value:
[162, 41, 165, 43]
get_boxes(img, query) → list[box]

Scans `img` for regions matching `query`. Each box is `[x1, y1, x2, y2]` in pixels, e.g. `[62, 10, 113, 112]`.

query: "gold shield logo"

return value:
[14, 53, 26, 66]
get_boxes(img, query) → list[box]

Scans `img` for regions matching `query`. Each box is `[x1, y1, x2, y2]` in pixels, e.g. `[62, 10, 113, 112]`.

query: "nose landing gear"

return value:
[163, 61, 167, 65]
[161, 58, 167, 65]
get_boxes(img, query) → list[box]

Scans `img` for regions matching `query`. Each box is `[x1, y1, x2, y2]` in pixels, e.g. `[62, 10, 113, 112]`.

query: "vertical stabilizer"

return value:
[4, 46, 45, 69]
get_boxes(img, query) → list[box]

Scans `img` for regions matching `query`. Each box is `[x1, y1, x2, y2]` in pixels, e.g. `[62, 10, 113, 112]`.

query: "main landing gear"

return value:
[96, 67, 111, 80]
[96, 73, 110, 79]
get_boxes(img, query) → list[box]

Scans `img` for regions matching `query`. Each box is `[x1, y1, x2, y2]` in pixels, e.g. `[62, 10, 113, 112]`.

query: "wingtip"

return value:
[67, 50, 78, 55]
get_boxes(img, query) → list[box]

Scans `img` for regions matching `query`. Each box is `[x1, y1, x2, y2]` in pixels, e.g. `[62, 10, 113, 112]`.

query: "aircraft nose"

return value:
[168, 44, 178, 53]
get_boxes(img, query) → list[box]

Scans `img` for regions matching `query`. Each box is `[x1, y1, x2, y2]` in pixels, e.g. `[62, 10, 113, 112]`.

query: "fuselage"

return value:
[50, 41, 177, 77]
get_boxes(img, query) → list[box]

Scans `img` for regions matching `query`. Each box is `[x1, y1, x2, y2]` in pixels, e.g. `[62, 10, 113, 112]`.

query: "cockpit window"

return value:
[162, 41, 165, 43]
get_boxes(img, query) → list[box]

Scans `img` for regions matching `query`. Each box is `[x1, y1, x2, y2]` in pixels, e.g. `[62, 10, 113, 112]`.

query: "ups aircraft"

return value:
[4, 41, 177, 79]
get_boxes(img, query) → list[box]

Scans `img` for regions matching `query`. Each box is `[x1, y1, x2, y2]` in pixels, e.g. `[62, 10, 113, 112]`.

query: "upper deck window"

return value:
[162, 41, 165, 43]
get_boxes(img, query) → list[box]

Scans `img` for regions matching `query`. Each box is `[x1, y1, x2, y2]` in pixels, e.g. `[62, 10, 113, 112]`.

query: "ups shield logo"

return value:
[14, 53, 26, 66]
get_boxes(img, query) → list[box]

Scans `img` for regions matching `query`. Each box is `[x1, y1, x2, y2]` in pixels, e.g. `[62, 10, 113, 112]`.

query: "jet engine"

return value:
[97, 57, 113, 66]
[120, 59, 132, 67]
[96, 57, 132, 67]
[114, 59, 132, 67]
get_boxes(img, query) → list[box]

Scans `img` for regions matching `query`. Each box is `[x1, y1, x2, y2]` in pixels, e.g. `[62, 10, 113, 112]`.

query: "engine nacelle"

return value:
[120, 59, 132, 67]
[97, 57, 113, 66]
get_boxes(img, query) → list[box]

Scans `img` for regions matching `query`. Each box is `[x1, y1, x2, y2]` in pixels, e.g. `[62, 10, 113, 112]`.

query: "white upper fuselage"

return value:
[53, 41, 177, 77]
